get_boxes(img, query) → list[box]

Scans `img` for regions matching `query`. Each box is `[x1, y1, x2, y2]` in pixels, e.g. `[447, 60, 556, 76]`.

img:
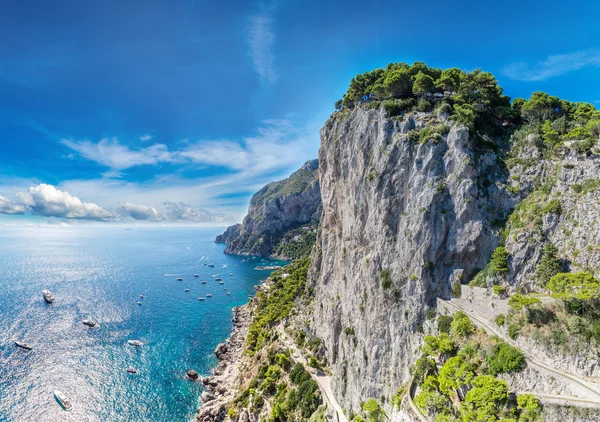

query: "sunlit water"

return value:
[0, 226, 283, 422]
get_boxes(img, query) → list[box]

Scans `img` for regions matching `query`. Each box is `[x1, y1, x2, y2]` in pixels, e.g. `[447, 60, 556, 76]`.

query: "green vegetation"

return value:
[437, 315, 453, 334]
[380, 269, 392, 289]
[235, 352, 322, 421]
[492, 285, 507, 296]
[246, 258, 311, 353]
[361, 398, 386, 422]
[273, 226, 317, 260]
[536, 243, 562, 286]
[450, 311, 475, 337]
[490, 246, 510, 276]
[548, 272, 600, 304]
[508, 294, 541, 311]
[411, 312, 535, 421]
[452, 281, 462, 298]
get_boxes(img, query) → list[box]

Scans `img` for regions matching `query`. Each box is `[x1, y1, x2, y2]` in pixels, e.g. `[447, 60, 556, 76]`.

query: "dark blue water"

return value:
[0, 226, 283, 422]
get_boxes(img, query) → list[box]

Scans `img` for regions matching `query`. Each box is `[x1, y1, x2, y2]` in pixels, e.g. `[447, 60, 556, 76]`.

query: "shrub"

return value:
[427, 308, 437, 320]
[508, 294, 541, 311]
[517, 393, 541, 422]
[486, 342, 525, 375]
[507, 323, 521, 339]
[382, 98, 415, 117]
[437, 315, 453, 334]
[345, 327, 356, 336]
[451, 311, 475, 338]
[410, 356, 436, 386]
[380, 269, 392, 289]
[495, 314, 506, 326]
[542, 199, 561, 215]
[452, 281, 462, 298]
[492, 285, 506, 296]
[417, 98, 433, 112]
[361, 398, 386, 422]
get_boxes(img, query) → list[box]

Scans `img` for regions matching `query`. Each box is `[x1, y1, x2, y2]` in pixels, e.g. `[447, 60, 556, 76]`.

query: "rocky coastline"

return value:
[195, 305, 251, 422]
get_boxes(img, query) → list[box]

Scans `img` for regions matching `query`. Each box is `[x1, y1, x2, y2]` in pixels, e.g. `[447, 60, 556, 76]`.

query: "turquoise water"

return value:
[0, 226, 283, 422]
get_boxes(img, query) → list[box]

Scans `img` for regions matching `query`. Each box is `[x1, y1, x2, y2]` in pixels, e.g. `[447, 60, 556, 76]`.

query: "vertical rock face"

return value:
[307, 107, 514, 412]
[217, 159, 321, 257]
[215, 224, 241, 244]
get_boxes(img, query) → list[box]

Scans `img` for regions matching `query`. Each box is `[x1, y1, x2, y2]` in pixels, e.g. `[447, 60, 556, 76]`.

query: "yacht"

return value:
[176, 277, 183, 281]
[206, 294, 213, 298]
[127, 340, 143, 347]
[126, 367, 137, 373]
[15, 340, 33, 350]
[219, 281, 225, 285]
[82, 320, 97, 327]
[193, 274, 200, 277]
[199, 297, 206, 301]
[229, 273, 234, 276]
[42, 290, 54, 304]
[207, 264, 215, 268]
[137, 301, 142, 305]
[54, 390, 72, 411]
[227, 292, 231, 295]
[201, 280, 206, 284]
[185, 289, 190, 292]
[140, 295, 144, 299]
[215, 278, 222, 281]
[223, 265, 227, 268]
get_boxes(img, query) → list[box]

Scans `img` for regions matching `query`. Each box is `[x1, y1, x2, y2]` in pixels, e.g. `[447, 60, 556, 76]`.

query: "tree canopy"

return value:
[547, 272, 600, 302]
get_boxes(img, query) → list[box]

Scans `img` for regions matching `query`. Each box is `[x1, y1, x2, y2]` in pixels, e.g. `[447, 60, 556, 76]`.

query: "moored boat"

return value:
[54, 390, 72, 411]
[42, 290, 54, 304]
[126, 367, 137, 373]
[127, 340, 143, 347]
[82, 319, 97, 327]
[185, 288, 190, 292]
[199, 297, 206, 301]
[206, 294, 212, 298]
[15, 340, 33, 350]
[176, 277, 183, 281]
[193, 274, 199, 277]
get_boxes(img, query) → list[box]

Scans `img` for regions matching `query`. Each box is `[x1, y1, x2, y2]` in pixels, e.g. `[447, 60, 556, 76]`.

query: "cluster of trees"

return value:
[336, 62, 507, 111]
[514, 92, 600, 154]
[412, 311, 536, 421]
[336, 62, 600, 154]
[235, 353, 322, 421]
[246, 257, 311, 352]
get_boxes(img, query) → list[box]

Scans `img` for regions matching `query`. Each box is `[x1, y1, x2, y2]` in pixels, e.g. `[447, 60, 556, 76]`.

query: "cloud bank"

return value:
[0, 184, 232, 223]
[502, 49, 600, 81]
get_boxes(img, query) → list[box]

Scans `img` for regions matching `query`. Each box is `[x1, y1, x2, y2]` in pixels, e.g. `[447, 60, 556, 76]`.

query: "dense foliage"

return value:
[411, 312, 535, 421]
[246, 257, 311, 353]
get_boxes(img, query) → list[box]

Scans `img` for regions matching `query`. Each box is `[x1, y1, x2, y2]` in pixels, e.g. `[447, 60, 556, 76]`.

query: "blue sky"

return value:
[1, 0, 599, 224]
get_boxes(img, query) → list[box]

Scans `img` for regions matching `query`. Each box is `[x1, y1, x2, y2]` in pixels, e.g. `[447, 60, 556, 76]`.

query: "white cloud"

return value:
[61, 137, 174, 170]
[119, 202, 161, 220]
[17, 184, 115, 220]
[247, 9, 277, 84]
[0, 196, 25, 215]
[139, 134, 152, 142]
[502, 49, 600, 81]
[163, 201, 232, 223]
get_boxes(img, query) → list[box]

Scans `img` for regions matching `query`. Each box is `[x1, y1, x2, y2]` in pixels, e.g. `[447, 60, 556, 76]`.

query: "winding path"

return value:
[279, 328, 348, 422]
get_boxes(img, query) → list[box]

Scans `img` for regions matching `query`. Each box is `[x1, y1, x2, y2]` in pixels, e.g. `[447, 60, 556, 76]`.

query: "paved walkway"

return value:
[279, 328, 348, 422]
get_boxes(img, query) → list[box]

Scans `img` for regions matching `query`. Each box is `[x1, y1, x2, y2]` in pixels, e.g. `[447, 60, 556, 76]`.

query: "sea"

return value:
[0, 225, 284, 422]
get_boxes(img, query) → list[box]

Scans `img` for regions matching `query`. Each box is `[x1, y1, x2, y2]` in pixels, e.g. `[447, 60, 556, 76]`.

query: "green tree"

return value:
[451, 311, 475, 338]
[536, 243, 561, 286]
[461, 376, 510, 421]
[413, 72, 435, 98]
[521, 92, 561, 123]
[361, 398, 386, 422]
[436, 68, 463, 92]
[508, 294, 541, 311]
[438, 356, 476, 395]
[516, 394, 541, 422]
[547, 272, 600, 302]
[383, 68, 413, 98]
[411, 355, 437, 386]
[413, 375, 452, 416]
[486, 342, 525, 375]
[490, 247, 510, 276]
[541, 120, 561, 148]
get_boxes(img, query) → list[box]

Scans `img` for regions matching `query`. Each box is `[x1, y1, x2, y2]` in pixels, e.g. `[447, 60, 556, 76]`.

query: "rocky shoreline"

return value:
[195, 305, 252, 422]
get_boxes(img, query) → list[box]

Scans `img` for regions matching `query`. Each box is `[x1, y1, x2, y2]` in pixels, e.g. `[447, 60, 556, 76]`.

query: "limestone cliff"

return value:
[306, 106, 516, 414]
[216, 159, 321, 259]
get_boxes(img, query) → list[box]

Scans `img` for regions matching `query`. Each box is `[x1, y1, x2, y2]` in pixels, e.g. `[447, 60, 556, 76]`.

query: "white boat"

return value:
[223, 265, 227, 268]
[54, 390, 72, 411]
[137, 302, 142, 305]
[82, 320, 97, 327]
[215, 278, 222, 281]
[219, 281, 225, 285]
[128, 340, 143, 347]
[199, 297, 206, 301]
[206, 294, 213, 298]
[193, 274, 199, 277]
[126, 367, 137, 373]
[42, 290, 54, 304]
[229, 273, 234, 276]
[176, 277, 183, 281]
[227, 292, 231, 295]
[15, 340, 33, 350]
[201, 281, 206, 284]
[185, 289, 190, 292]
